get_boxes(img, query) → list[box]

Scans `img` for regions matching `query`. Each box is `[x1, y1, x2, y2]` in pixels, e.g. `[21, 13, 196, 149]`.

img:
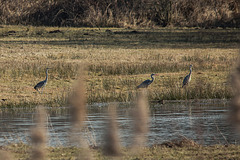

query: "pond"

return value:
[0, 99, 239, 147]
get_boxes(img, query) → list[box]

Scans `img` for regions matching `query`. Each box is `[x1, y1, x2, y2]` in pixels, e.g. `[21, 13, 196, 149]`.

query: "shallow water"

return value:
[0, 99, 239, 147]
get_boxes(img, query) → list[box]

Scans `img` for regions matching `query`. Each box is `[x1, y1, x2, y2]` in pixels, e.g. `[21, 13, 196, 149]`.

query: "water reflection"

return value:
[0, 99, 239, 147]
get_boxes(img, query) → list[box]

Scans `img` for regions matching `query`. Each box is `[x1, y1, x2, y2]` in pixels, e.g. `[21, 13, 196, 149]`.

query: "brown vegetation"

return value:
[0, 25, 239, 106]
[103, 104, 121, 156]
[69, 66, 87, 128]
[0, 150, 14, 160]
[1, 59, 240, 159]
[131, 90, 149, 149]
[0, 0, 239, 28]
[68, 67, 95, 159]
[230, 52, 240, 132]
[30, 106, 47, 160]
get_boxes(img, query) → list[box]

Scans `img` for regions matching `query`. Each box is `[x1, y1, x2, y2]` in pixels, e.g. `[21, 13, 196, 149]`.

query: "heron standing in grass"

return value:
[34, 68, 51, 93]
[137, 73, 157, 89]
[182, 65, 193, 88]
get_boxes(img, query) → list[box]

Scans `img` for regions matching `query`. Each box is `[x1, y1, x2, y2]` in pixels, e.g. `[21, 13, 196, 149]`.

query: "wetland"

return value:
[0, 25, 240, 159]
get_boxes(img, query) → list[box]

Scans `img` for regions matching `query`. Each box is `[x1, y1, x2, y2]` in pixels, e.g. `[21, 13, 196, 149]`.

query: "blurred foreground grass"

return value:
[2, 141, 240, 160]
[0, 25, 239, 107]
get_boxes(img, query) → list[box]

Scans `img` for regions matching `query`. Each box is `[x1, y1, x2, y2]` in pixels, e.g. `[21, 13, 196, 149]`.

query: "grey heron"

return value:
[137, 73, 157, 89]
[182, 65, 193, 88]
[34, 68, 51, 93]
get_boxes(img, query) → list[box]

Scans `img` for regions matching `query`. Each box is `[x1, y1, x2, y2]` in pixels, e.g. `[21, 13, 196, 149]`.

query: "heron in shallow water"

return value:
[137, 73, 157, 89]
[182, 65, 193, 88]
[34, 68, 51, 93]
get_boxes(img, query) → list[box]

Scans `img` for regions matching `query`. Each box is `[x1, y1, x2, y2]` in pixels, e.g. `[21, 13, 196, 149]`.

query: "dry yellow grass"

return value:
[0, 25, 239, 107]
[2, 142, 240, 160]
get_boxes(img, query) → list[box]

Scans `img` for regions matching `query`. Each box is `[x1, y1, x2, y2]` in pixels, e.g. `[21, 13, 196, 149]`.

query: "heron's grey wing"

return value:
[182, 75, 189, 87]
[34, 80, 45, 89]
[137, 79, 151, 88]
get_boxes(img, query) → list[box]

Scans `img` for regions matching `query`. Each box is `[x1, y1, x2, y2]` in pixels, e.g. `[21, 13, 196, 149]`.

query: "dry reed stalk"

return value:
[69, 69, 86, 129]
[103, 103, 121, 157]
[30, 106, 47, 160]
[230, 51, 240, 131]
[131, 90, 150, 151]
[0, 150, 14, 160]
[69, 66, 94, 160]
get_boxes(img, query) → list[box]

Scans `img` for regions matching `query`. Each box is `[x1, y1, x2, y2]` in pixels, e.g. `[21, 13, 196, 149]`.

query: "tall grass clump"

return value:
[131, 90, 150, 151]
[103, 103, 121, 157]
[89, 62, 186, 75]
[30, 106, 47, 160]
[0, 150, 14, 160]
[68, 65, 94, 160]
[2, 60, 80, 80]
[69, 68, 87, 129]
[230, 54, 240, 131]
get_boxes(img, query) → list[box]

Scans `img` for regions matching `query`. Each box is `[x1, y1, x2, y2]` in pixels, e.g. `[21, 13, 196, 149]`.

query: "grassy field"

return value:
[0, 25, 240, 107]
[1, 141, 240, 160]
[1, 25, 240, 159]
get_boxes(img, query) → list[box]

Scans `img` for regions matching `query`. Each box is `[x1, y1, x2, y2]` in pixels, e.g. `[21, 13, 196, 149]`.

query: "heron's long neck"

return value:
[45, 70, 48, 81]
[151, 75, 155, 82]
[189, 68, 192, 76]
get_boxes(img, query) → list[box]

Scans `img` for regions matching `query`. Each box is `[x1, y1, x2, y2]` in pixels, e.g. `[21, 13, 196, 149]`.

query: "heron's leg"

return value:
[41, 87, 45, 94]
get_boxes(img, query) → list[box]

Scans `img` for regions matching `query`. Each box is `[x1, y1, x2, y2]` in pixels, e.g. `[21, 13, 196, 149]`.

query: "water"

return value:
[0, 99, 239, 147]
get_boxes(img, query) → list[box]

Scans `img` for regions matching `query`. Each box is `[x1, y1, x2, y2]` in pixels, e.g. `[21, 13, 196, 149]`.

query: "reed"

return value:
[69, 74, 86, 128]
[30, 106, 47, 160]
[68, 66, 94, 160]
[0, 150, 14, 160]
[230, 53, 240, 130]
[103, 103, 121, 156]
[3, 142, 240, 159]
[131, 90, 150, 151]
